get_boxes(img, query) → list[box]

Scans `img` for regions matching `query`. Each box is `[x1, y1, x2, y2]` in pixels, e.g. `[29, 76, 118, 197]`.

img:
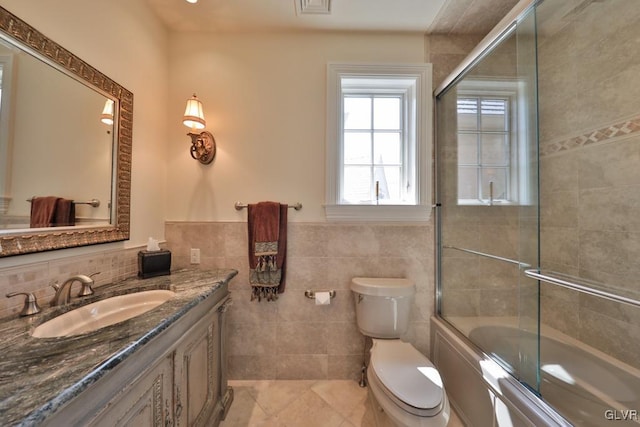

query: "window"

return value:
[456, 80, 531, 206]
[343, 94, 405, 204]
[326, 63, 432, 222]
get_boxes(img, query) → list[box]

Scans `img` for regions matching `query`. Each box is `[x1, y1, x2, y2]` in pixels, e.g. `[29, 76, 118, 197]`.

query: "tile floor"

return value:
[220, 380, 464, 427]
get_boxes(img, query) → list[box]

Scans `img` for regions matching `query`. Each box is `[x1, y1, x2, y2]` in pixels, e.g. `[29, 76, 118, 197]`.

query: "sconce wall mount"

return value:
[188, 130, 216, 164]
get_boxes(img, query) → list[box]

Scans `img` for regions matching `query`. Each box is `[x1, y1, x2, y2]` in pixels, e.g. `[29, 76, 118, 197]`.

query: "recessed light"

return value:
[186, 0, 198, 4]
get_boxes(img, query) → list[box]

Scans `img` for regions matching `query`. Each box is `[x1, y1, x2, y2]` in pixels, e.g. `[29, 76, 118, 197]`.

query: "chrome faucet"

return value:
[51, 274, 94, 306]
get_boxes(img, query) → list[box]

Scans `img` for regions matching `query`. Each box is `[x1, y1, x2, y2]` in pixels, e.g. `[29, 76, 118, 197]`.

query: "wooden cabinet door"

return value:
[174, 309, 220, 427]
[89, 354, 174, 427]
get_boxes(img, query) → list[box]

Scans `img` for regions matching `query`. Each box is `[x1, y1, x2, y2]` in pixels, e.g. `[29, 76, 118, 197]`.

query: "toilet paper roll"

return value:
[315, 291, 331, 305]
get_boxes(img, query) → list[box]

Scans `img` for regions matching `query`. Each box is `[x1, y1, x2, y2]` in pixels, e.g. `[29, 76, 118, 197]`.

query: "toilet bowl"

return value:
[367, 339, 450, 427]
[351, 277, 450, 427]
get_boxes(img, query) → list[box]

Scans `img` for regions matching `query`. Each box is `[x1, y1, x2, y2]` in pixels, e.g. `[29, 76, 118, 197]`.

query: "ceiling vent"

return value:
[295, 0, 331, 15]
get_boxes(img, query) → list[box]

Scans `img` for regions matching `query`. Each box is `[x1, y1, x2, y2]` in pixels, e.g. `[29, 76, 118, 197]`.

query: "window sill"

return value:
[457, 199, 518, 206]
[324, 204, 432, 222]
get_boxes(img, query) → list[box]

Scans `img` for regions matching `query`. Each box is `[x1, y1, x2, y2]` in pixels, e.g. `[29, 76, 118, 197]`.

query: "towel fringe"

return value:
[250, 284, 279, 302]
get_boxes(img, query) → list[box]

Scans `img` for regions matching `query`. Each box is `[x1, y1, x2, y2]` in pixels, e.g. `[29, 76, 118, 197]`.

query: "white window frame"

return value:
[325, 63, 432, 222]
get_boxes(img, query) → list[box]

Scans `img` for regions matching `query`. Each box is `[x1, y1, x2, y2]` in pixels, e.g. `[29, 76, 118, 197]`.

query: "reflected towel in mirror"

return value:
[30, 196, 75, 228]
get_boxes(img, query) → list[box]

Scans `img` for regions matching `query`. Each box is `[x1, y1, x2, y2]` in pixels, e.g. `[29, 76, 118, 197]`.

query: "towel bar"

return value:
[234, 201, 302, 211]
[524, 269, 640, 308]
[27, 197, 100, 208]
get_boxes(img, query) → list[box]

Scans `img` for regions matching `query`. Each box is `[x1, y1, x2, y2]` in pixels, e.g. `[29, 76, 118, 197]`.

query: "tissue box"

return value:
[138, 249, 171, 279]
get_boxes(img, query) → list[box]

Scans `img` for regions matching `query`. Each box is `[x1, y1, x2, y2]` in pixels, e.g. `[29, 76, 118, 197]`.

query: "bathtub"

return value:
[431, 317, 640, 426]
[469, 325, 640, 426]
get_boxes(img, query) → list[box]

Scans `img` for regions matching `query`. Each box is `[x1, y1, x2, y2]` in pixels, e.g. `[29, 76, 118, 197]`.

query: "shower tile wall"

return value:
[165, 222, 433, 380]
[429, 34, 484, 89]
[537, 0, 640, 368]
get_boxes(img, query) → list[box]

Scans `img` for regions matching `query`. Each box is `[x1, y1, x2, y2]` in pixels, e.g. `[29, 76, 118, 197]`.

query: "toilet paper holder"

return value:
[304, 290, 336, 300]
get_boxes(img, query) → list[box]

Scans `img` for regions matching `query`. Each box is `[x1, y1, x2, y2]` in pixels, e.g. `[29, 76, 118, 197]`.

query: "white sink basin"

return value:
[32, 290, 175, 338]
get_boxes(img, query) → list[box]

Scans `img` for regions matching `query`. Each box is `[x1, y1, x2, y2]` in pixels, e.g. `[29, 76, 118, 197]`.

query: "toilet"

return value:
[351, 277, 450, 427]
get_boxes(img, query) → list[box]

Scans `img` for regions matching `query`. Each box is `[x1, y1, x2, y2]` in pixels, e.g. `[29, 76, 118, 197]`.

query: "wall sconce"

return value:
[183, 93, 216, 165]
[100, 99, 114, 125]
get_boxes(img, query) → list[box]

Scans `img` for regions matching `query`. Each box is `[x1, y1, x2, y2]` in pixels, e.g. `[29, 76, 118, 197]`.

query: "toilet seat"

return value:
[370, 339, 445, 417]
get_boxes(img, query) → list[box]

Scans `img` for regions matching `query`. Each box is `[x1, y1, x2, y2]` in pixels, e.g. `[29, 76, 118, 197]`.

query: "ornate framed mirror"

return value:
[0, 6, 132, 257]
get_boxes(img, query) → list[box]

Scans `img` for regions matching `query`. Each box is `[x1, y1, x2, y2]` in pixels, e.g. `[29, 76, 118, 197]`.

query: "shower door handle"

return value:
[524, 269, 640, 308]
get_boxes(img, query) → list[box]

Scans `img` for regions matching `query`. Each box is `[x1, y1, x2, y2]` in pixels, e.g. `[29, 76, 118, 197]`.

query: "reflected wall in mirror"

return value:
[0, 6, 132, 257]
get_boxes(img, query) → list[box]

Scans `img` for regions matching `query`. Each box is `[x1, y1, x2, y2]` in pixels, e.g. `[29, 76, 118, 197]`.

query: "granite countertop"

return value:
[0, 268, 237, 426]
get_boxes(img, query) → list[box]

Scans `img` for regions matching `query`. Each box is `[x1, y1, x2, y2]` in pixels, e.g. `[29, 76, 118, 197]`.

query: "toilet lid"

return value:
[370, 340, 444, 413]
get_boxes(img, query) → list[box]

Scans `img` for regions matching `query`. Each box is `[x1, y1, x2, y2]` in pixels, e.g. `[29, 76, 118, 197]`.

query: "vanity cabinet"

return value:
[174, 306, 220, 426]
[90, 354, 174, 427]
[42, 284, 233, 427]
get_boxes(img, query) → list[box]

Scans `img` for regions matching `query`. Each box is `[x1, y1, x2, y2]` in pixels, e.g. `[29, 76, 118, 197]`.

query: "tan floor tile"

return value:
[276, 389, 346, 427]
[220, 386, 270, 426]
[311, 380, 368, 420]
[349, 394, 377, 426]
[248, 380, 318, 416]
[223, 380, 464, 427]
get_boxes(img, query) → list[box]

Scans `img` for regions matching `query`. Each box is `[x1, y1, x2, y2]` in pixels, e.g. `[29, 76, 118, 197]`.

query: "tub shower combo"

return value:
[433, 0, 640, 425]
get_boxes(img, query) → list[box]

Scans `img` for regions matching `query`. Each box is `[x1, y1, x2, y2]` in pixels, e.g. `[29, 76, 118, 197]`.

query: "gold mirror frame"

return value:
[0, 6, 132, 257]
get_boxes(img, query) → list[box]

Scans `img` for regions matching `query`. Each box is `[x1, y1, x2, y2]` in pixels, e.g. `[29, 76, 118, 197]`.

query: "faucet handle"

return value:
[77, 273, 97, 297]
[6, 292, 41, 316]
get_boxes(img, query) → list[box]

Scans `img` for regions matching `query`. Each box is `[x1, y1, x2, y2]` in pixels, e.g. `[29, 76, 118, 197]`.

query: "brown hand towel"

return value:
[30, 196, 60, 228]
[248, 201, 287, 301]
[54, 198, 75, 227]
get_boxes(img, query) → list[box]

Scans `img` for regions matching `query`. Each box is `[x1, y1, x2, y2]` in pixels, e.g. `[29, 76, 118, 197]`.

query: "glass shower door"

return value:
[436, 6, 541, 392]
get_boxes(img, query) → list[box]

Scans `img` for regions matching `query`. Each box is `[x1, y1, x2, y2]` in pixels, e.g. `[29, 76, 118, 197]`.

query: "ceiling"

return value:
[146, 0, 518, 34]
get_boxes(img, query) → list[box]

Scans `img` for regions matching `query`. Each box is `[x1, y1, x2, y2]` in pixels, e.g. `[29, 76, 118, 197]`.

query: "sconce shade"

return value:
[183, 94, 206, 130]
[100, 99, 115, 125]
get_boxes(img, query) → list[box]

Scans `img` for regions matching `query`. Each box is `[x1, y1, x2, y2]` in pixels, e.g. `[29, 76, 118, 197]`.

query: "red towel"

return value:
[30, 197, 76, 227]
[247, 201, 287, 301]
[54, 198, 75, 227]
[30, 196, 60, 228]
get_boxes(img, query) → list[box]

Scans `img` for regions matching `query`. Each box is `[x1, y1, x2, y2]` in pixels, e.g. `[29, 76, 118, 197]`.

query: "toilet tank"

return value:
[350, 277, 415, 339]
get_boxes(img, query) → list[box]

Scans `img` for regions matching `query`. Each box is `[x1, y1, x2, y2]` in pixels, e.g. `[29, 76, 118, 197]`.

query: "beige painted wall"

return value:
[166, 31, 428, 222]
[0, 0, 170, 268]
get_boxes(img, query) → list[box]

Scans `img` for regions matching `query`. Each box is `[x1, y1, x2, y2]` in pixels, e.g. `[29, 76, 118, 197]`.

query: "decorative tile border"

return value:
[540, 115, 640, 157]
